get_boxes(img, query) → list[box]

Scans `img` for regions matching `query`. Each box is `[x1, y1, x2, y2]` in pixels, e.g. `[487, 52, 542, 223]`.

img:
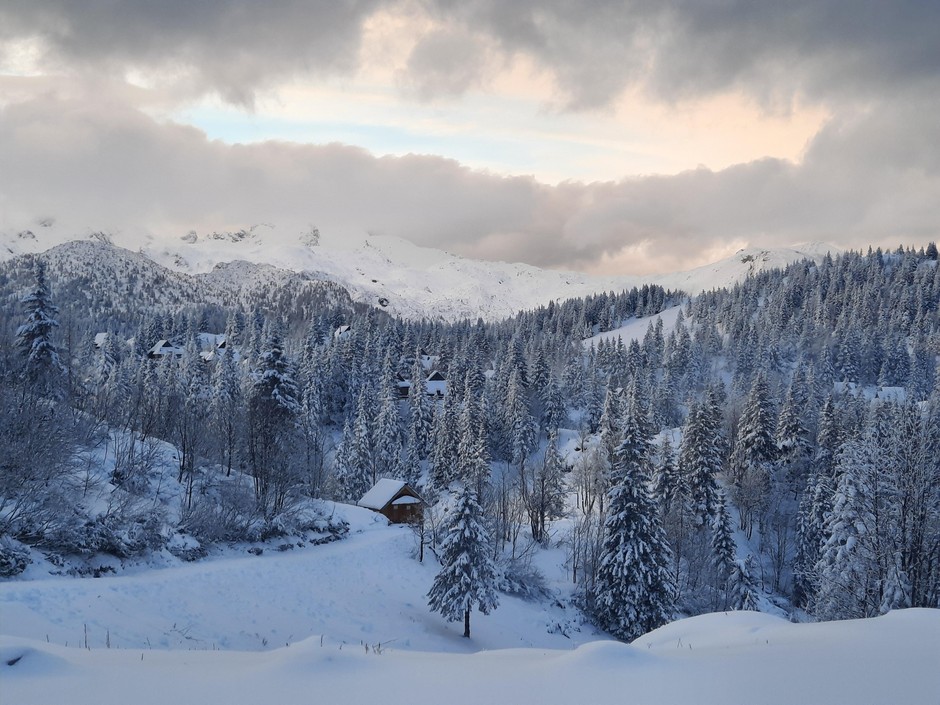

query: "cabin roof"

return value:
[358, 479, 408, 510]
[357, 479, 423, 510]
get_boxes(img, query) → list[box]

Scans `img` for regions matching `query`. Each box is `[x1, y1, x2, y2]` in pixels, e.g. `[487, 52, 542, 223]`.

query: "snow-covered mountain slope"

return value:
[584, 304, 685, 348]
[0, 240, 367, 331]
[0, 220, 837, 321]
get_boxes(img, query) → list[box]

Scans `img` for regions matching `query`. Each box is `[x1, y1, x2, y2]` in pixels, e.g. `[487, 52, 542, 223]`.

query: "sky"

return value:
[1, 1, 939, 275]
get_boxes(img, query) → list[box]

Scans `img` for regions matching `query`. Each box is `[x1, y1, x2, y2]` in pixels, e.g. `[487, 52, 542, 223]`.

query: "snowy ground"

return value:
[3, 608, 937, 705]
[584, 304, 685, 348]
[3, 504, 938, 704]
[0, 504, 596, 654]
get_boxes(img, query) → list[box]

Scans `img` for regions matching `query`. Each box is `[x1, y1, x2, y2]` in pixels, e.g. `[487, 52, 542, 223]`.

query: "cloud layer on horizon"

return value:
[2, 2, 939, 273]
[2, 92, 937, 275]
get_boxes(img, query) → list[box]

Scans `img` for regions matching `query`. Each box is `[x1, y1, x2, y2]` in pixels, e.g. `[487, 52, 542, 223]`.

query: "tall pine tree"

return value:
[16, 260, 63, 397]
[593, 379, 675, 641]
[427, 483, 499, 638]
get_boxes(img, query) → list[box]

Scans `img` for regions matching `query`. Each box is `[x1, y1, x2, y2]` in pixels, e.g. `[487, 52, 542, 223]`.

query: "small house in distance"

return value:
[147, 339, 183, 359]
[358, 479, 424, 524]
[395, 371, 448, 399]
[425, 370, 447, 397]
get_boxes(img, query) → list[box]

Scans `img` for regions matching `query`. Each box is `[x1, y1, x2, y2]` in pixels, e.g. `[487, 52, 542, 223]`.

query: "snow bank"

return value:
[2, 610, 936, 705]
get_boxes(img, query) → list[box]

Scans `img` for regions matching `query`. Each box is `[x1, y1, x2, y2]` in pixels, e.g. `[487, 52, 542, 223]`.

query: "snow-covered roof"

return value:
[148, 340, 184, 358]
[197, 332, 226, 349]
[392, 496, 421, 505]
[358, 479, 408, 510]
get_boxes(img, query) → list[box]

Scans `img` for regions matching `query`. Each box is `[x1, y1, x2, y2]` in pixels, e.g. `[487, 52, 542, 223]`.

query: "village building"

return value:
[147, 340, 184, 359]
[395, 370, 448, 399]
[425, 370, 447, 397]
[357, 479, 424, 524]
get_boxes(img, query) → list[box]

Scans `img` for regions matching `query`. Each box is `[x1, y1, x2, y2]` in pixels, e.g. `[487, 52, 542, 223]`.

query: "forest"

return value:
[1, 243, 938, 637]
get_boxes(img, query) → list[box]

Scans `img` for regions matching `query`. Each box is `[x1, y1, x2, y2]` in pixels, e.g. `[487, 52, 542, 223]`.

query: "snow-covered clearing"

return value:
[2, 609, 936, 705]
[0, 504, 594, 653]
[3, 504, 938, 705]
[584, 304, 685, 348]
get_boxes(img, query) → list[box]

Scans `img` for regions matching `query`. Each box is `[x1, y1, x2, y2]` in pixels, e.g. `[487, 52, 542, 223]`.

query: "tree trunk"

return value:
[463, 606, 470, 638]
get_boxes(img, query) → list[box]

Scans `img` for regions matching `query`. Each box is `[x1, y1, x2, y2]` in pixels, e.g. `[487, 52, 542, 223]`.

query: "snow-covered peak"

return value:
[0, 219, 838, 321]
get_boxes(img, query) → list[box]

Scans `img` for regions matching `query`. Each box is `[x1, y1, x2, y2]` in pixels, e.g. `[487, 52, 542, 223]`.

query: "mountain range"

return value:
[1, 220, 837, 321]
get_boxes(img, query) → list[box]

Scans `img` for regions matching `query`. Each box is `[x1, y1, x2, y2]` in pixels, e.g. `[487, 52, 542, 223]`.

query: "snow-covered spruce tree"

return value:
[540, 373, 566, 437]
[506, 366, 536, 473]
[593, 379, 675, 641]
[333, 415, 370, 502]
[246, 326, 301, 518]
[653, 435, 680, 510]
[298, 378, 328, 498]
[174, 341, 210, 508]
[794, 394, 845, 605]
[598, 381, 623, 462]
[407, 350, 433, 460]
[729, 555, 760, 611]
[776, 366, 813, 489]
[90, 330, 122, 417]
[455, 388, 491, 496]
[15, 260, 64, 397]
[887, 399, 938, 609]
[352, 385, 377, 486]
[812, 438, 880, 620]
[373, 371, 403, 481]
[730, 371, 777, 539]
[209, 347, 243, 477]
[677, 400, 722, 528]
[654, 433, 692, 600]
[524, 431, 567, 544]
[1, 260, 76, 538]
[710, 492, 737, 610]
[427, 394, 458, 497]
[427, 483, 499, 638]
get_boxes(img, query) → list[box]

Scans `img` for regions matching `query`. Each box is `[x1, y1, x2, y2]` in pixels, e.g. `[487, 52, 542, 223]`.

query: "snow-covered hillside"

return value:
[0, 505, 594, 653]
[0, 220, 836, 320]
[2, 525, 937, 705]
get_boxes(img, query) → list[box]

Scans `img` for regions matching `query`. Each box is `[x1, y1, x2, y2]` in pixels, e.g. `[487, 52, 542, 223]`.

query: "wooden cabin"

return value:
[358, 479, 424, 524]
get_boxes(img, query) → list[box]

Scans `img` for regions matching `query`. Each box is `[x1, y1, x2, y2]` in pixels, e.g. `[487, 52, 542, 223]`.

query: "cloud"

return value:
[0, 0, 384, 104]
[398, 27, 499, 101]
[425, 0, 940, 110]
[2, 1, 938, 109]
[2, 92, 937, 275]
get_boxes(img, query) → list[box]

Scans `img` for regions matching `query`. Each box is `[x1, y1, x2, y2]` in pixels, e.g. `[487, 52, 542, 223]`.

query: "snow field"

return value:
[2, 610, 937, 705]
[0, 504, 597, 654]
[3, 505, 938, 705]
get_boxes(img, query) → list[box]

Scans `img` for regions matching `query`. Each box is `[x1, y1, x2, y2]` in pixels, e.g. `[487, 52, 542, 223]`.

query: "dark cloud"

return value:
[2, 93, 937, 274]
[427, 0, 940, 109]
[2, 1, 938, 108]
[399, 28, 497, 100]
[0, 0, 384, 104]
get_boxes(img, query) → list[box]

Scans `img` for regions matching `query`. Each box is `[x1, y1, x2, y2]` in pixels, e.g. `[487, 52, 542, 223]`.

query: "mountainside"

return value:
[0, 221, 836, 321]
[0, 240, 369, 334]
